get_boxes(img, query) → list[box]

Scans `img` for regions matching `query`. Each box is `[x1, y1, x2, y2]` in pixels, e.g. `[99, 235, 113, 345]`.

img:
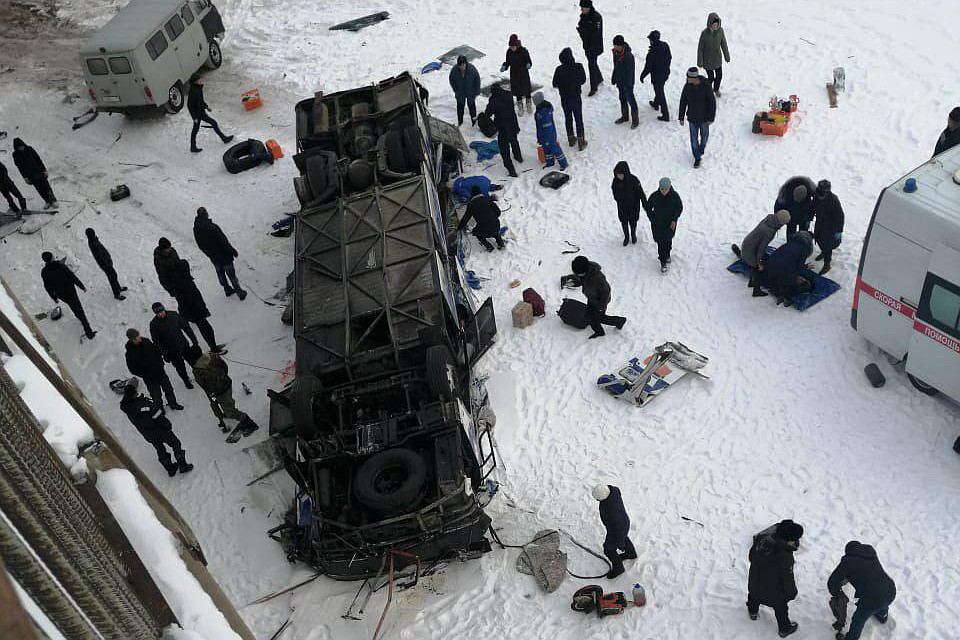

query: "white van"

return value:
[79, 0, 226, 114]
[852, 143, 960, 401]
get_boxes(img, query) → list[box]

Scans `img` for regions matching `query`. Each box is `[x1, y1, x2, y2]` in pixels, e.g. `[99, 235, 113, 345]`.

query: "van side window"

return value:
[165, 15, 186, 40]
[180, 4, 195, 25]
[145, 31, 168, 60]
[919, 274, 960, 339]
[108, 57, 132, 74]
[87, 58, 108, 76]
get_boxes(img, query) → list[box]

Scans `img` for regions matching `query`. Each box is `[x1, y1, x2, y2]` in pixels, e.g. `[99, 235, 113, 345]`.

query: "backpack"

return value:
[557, 298, 589, 329]
[539, 171, 570, 190]
[522, 288, 546, 317]
[477, 112, 498, 137]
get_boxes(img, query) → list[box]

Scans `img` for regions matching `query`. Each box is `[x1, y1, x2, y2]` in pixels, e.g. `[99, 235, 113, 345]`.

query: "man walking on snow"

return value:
[639, 30, 672, 122]
[12, 138, 56, 209]
[645, 178, 683, 272]
[611, 35, 638, 129]
[193, 207, 246, 299]
[827, 541, 896, 640]
[40, 252, 96, 339]
[0, 160, 27, 214]
[747, 519, 803, 638]
[592, 484, 636, 579]
[448, 55, 481, 126]
[611, 161, 647, 246]
[565, 256, 626, 339]
[678, 68, 716, 168]
[812, 180, 844, 275]
[187, 75, 234, 153]
[85, 228, 128, 300]
[484, 83, 523, 177]
[577, 0, 604, 96]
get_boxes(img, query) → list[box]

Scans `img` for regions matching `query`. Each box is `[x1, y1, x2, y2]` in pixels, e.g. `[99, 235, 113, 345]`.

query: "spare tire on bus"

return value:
[223, 139, 269, 174]
[288, 374, 325, 439]
[353, 447, 427, 515]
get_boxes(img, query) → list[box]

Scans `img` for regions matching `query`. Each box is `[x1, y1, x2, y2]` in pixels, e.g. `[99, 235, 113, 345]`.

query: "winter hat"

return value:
[792, 185, 808, 202]
[151, 302, 165, 314]
[126, 328, 140, 340]
[949, 107, 960, 123]
[196, 206, 209, 218]
[41, 251, 53, 263]
[686, 67, 700, 78]
[647, 30, 660, 41]
[612, 35, 625, 47]
[571, 255, 590, 275]
[592, 484, 610, 501]
[456, 54, 467, 66]
[659, 177, 672, 190]
[509, 34, 520, 47]
[580, 0, 593, 8]
[775, 210, 792, 225]
[123, 383, 138, 398]
[816, 179, 832, 198]
[158, 237, 172, 249]
[532, 91, 545, 106]
[775, 519, 804, 541]
[85, 227, 96, 238]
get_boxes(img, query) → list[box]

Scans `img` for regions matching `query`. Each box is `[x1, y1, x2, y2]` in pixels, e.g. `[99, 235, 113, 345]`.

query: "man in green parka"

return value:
[697, 12, 731, 96]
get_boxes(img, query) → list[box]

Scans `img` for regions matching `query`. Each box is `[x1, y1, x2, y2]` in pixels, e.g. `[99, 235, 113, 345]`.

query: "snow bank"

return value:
[98, 469, 242, 640]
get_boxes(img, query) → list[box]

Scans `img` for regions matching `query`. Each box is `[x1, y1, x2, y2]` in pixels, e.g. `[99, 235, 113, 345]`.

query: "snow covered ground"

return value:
[2, 0, 959, 638]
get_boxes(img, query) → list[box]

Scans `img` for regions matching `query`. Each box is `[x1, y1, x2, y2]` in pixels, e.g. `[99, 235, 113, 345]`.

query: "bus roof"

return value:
[80, 0, 191, 55]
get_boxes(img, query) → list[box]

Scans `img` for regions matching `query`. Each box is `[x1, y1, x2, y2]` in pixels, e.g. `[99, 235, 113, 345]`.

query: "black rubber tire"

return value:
[205, 40, 223, 70]
[907, 372, 939, 396]
[293, 176, 313, 206]
[864, 363, 886, 388]
[223, 139, 265, 174]
[953, 435, 960, 454]
[384, 130, 407, 173]
[353, 448, 427, 514]
[164, 81, 184, 114]
[288, 374, 324, 440]
[425, 345, 455, 398]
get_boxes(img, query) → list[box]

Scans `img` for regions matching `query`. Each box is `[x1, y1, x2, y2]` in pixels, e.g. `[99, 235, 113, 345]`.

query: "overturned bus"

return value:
[268, 73, 499, 580]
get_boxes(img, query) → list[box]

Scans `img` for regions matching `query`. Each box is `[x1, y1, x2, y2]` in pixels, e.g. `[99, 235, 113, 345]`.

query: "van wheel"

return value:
[426, 345, 456, 398]
[907, 373, 939, 396]
[164, 82, 184, 114]
[205, 40, 223, 70]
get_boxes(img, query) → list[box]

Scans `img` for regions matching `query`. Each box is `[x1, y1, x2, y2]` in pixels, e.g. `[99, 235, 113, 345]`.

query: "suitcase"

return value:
[110, 184, 130, 201]
[558, 298, 589, 329]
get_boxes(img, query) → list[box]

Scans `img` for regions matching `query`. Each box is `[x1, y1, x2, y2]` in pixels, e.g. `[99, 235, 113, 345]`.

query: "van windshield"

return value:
[87, 58, 108, 76]
[108, 57, 132, 74]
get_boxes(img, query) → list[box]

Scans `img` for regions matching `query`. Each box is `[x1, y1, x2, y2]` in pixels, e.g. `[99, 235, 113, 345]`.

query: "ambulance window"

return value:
[87, 58, 108, 75]
[928, 284, 960, 330]
[108, 57, 132, 74]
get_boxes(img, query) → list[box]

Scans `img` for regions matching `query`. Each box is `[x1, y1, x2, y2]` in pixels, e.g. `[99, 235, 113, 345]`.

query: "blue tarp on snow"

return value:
[727, 246, 841, 311]
[469, 140, 500, 162]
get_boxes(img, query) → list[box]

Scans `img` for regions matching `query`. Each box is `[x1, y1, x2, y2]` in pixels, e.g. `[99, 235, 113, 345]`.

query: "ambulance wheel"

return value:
[164, 82, 184, 114]
[907, 373, 938, 396]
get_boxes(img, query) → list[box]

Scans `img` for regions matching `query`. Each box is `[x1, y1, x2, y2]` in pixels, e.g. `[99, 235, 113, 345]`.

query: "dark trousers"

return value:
[473, 228, 504, 250]
[456, 96, 477, 125]
[844, 602, 890, 640]
[586, 302, 625, 334]
[497, 132, 522, 174]
[655, 236, 673, 264]
[586, 52, 601, 90]
[31, 175, 56, 205]
[747, 597, 791, 633]
[786, 219, 811, 240]
[191, 113, 229, 149]
[144, 372, 178, 407]
[186, 317, 217, 350]
[651, 80, 669, 119]
[618, 86, 638, 119]
[816, 237, 840, 264]
[214, 261, 243, 294]
[60, 294, 93, 335]
[167, 352, 192, 384]
[620, 217, 637, 242]
[560, 96, 584, 138]
[98, 263, 124, 297]
[707, 67, 723, 92]
[147, 430, 186, 468]
[2, 182, 26, 212]
[602, 534, 636, 573]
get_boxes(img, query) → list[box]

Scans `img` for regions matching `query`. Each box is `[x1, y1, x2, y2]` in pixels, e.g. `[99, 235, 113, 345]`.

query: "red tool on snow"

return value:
[571, 584, 646, 618]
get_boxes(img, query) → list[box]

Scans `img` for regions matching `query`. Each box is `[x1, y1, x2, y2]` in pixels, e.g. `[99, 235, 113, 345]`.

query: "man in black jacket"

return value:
[611, 35, 638, 128]
[40, 252, 96, 339]
[592, 484, 636, 579]
[85, 228, 127, 300]
[933, 106, 960, 157]
[812, 180, 844, 275]
[120, 384, 192, 476]
[187, 75, 234, 153]
[1, 160, 27, 213]
[193, 207, 246, 299]
[678, 68, 716, 168]
[168, 258, 222, 352]
[568, 256, 626, 338]
[611, 161, 647, 245]
[149, 302, 198, 389]
[639, 30, 672, 122]
[747, 520, 803, 637]
[125, 328, 183, 410]
[484, 84, 523, 177]
[774, 176, 816, 240]
[645, 178, 683, 272]
[12, 138, 56, 208]
[828, 541, 896, 640]
[458, 186, 504, 251]
[154, 238, 182, 297]
[552, 48, 587, 149]
[577, 0, 604, 95]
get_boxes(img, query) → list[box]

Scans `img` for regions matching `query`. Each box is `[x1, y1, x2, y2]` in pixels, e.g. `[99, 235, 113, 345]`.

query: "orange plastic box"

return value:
[241, 89, 262, 111]
[759, 120, 789, 136]
[266, 139, 283, 159]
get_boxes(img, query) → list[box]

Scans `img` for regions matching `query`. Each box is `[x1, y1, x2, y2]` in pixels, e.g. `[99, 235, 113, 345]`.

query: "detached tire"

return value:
[907, 372, 939, 396]
[223, 139, 267, 174]
[288, 375, 324, 440]
[353, 448, 427, 514]
[426, 345, 455, 398]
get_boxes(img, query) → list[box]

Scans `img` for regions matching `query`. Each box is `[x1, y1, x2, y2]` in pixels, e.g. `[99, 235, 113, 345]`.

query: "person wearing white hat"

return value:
[592, 483, 636, 578]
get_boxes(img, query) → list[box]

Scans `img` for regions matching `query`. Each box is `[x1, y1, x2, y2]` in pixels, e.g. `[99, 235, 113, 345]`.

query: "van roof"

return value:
[887, 144, 960, 224]
[80, 0, 191, 55]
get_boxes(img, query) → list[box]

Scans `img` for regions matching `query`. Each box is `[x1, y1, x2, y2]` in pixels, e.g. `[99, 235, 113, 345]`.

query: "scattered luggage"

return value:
[557, 298, 589, 329]
[266, 139, 283, 159]
[512, 301, 534, 328]
[477, 112, 498, 138]
[570, 585, 631, 617]
[522, 287, 546, 317]
[539, 171, 570, 190]
[752, 94, 799, 137]
[241, 88, 262, 111]
[110, 184, 130, 201]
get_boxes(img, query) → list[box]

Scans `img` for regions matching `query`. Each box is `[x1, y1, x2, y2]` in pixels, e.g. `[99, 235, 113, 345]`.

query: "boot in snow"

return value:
[649, 100, 658, 109]
[578, 135, 588, 151]
[516, 99, 524, 115]
[588, 329, 606, 339]
[615, 115, 629, 124]
[819, 262, 832, 275]
[631, 114, 639, 129]
[778, 622, 798, 638]
[237, 289, 248, 301]
[224, 286, 235, 297]
[614, 317, 627, 330]
[161, 459, 178, 476]
[605, 565, 625, 579]
[752, 287, 769, 298]
[568, 134, 578, 148]
[814, 252, 824, 261]
[177, 461, 194, 474]
[525, 97, 533, 113]
[623, 236, 630, 247]
[731, 243, 742, 258]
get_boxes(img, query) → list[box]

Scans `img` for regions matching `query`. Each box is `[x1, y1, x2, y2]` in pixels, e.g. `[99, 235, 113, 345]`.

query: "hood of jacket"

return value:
[613, 161, 631, 177]
[12, 137, 25, 150]
[755, 532, 793, 557]
[559, 47, 575, 65]
[707, 12, 721, 27]
[844, 541, 878, 560]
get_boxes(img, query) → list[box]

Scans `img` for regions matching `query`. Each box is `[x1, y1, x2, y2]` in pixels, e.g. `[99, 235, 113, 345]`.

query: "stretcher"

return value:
[597, 342, 709, 407]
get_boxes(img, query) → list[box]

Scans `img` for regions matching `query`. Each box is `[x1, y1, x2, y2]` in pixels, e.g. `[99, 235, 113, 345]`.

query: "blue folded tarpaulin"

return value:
[421, 60, 442, 74]
[469, 140, 501, 162]
[727, 246, 841, 311]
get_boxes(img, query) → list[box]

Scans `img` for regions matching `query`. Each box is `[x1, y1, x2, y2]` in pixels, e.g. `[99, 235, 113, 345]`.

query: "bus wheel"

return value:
[164, 82, 184, 114]
[907, 373, 939, 396]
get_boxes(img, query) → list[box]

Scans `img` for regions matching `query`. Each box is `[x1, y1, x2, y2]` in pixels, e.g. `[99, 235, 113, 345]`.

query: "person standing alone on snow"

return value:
[933, 106, 960, 157]
[592, 484, 636, 579]
[639, 30, 672, 122]
[0, 160, 27, 214]
[697, 13, 730, 97]
[747, 519, 803, 638]
[827, 541, 896, 640]
[611, 161, 647, 246]
[678, 68, 716, 168]
[40, 252, 96, 339]
[188, 75, 234, 153]
[120, 384, 193, 477]
[501, 34, 533, 115]
[193, 207, 246, 300]
[12, 138, 56, 209]
[645, 177, 682, 272]
[485, 83, 523, 177]
[611, 35, 638, 128]
[533, 92, 567, 169]
[577, 0, 604, 96]
[449, 55, 481, 126]
[85, 228, 127, 300]
[812, 180, 844, 275]
[732, 210, 792, 297]
[566, 256, 626, 338]
[552, 47, 588, 150]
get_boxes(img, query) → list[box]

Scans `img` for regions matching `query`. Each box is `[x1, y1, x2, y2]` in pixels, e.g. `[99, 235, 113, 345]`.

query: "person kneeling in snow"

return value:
[458, 186, 505, 251]
[185, 345, 259, 435]
[762, 231, 814, 307]
[566, 256, 626, 338]
[732, 209, 791, 297]
[533, 92, 568, 170]
[592, 484, 636, 579]
[120, 383, 193, 477]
